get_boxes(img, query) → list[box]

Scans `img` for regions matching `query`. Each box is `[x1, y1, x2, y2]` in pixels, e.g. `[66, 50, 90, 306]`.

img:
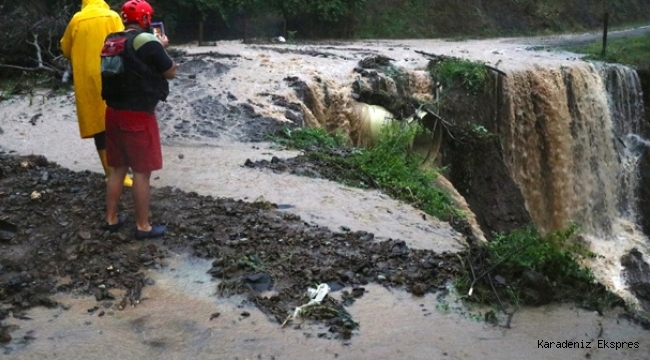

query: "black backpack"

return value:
[100, 30, 168, 105]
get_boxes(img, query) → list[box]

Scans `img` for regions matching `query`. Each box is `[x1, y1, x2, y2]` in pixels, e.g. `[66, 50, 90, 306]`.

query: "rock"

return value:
[518, 270, 554, 305]
[0, 330, 11, 343]
[412, 283, 427, 296]
[351, 287, 365, 298]
[244, 272, 273, 292]
[0, 230, 14, 242]
[621, 248, 650, 308]
[283, 110, 303, 124]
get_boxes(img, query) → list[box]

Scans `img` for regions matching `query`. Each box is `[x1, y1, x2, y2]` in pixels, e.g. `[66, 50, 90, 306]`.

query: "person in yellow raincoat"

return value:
[60, 0, 133, 187]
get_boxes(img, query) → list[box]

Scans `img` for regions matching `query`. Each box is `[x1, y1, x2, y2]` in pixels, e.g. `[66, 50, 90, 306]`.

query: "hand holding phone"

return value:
[151, 22, 165, 38]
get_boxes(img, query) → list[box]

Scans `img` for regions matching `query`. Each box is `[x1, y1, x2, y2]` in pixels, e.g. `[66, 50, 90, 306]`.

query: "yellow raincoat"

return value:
[60, 0, 124, 138]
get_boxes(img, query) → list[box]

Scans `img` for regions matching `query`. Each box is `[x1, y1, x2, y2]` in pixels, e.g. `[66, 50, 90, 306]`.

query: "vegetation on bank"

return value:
[456, 225, 622, 313]
[270, 126, 623, 315]
[565, 33, 650, 70]
[270, 124, 460, 221]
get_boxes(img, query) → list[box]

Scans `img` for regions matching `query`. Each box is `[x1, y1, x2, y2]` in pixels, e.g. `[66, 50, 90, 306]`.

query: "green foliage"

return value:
[428, 58, 489, 94]
[351, 122, 457, 219]
[287, 30, 298, 42]
[270, 127, 348, 150]
[309, 0, 367, 22]
[0, 81, 19, 102]
[564, 33, 650, 70]
[487, 225, 596, 282]
[456, 224, 621, 311]
[271, 124, 460, 221]
[355, 0, 432, 39]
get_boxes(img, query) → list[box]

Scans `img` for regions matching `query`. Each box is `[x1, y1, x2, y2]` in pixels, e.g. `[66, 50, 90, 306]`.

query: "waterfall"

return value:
[291, 59, 650, 306]
[501, 62, 650, 303]
[599, 64, 646, 220]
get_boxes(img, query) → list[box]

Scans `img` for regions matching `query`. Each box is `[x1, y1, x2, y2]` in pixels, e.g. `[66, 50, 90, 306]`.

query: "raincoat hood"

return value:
[82, 0, 110, 11]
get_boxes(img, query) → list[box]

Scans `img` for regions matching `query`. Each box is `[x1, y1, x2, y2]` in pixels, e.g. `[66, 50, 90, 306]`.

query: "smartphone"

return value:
[151, 22, 165, 38]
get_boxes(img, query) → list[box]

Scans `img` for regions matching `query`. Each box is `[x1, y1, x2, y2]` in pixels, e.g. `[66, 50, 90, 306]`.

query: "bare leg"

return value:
[132, 171, 152, 232]
[106, 166, 128, 225]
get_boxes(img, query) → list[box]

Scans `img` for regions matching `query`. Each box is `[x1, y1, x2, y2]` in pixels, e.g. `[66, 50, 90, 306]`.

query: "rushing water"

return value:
[500, 62, 650, 305]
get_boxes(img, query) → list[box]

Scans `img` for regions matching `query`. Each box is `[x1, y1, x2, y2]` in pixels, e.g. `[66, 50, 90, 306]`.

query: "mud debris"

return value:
[0, 149, 463, 340]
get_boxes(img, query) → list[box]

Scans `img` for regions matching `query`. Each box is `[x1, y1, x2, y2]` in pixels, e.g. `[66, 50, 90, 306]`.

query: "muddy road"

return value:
[1, 35, 650, 359]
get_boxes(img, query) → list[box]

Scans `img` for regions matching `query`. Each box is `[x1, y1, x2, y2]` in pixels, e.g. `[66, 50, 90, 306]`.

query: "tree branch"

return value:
[0, 63, 58, 72]
[0, 33, 62, 73]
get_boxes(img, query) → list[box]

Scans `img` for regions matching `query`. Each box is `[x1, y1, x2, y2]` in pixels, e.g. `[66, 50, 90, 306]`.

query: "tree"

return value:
[308, 0, 366, 22]
[268, 0, 304, 38]
[227, 0, 264, 42]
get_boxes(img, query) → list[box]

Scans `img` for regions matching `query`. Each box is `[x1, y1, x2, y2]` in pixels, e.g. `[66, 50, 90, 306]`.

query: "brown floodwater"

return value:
[2, 254, 648, 360]
[2, 36, 650, 360]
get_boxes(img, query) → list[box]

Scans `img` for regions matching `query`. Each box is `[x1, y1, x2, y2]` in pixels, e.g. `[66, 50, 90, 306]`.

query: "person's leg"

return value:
[132, 171, 152, 231]
[104, 107, 129, 231]
[95, 131, 133, 188]
[126, 111, 165, 239]
[106, 166, 128, 225]
[131, 170, 165, 239]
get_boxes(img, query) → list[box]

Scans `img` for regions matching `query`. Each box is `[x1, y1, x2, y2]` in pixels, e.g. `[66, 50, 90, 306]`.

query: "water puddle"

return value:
[2, 254, 648, 360]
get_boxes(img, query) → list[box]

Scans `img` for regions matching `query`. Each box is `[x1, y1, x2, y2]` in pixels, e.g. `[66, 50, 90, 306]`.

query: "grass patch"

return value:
[565, 33, 650, 69]
[272, 127, 348, 150]
[269, 123, 460, 221]
[456, 224, 623, 312]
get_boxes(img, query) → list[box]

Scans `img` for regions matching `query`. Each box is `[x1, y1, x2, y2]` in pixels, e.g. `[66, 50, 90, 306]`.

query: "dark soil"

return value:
[0, 149, 463, 341]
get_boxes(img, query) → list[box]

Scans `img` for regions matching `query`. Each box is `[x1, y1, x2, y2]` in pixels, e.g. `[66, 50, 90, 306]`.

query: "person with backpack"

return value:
[101, 0, 176, 239]
[60, 0, 134, 188]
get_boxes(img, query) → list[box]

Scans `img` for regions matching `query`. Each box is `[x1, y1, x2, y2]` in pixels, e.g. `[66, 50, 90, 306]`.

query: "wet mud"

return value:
[0, 149, 462, 342]
[158, 54, 294, 144]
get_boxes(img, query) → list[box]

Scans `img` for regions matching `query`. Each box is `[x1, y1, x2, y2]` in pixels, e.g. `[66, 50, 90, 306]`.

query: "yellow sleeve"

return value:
[60, 17, 77, 60]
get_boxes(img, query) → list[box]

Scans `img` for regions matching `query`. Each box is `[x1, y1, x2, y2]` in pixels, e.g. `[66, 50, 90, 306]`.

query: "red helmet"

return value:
[121, 0, 154, 29]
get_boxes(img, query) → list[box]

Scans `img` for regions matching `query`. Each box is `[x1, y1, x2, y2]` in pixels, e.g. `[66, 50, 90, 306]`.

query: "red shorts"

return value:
[105, 107, 162, 173]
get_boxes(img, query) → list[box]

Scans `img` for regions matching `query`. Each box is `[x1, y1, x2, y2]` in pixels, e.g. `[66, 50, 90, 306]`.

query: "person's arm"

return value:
[162, 61, 176, 79]
[156, 35, 176, 79]
[134, 33, 176, 79]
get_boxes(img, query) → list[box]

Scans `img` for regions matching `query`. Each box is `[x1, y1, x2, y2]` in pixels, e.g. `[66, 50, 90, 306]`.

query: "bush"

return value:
[456, 224, 622, 311]
[428, 58, 489, 94]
